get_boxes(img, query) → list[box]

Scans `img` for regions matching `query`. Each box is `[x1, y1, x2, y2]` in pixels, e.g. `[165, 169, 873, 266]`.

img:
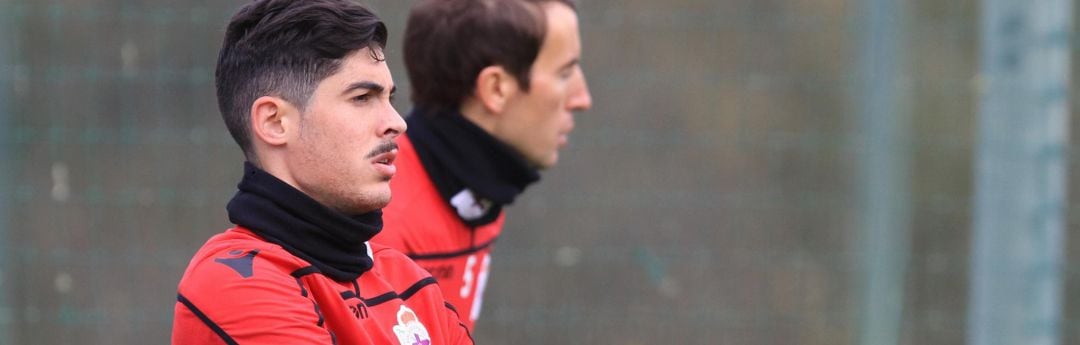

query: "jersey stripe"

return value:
[290, 265, 440, 308]
[407, 237, 498, 261]
[290, 266, 331, 330]
[364, 277, 439, 307]
[444, 301, 459, 314]
[445, 302, 476, 343]
[177, 293, 239, 345]
[291, 266, 321, 277]
[399, 277, 438, 300]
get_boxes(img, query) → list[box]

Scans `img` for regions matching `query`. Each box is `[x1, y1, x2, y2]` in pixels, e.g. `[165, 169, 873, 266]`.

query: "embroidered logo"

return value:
[392, 305, 431, 345]
[450, 189, 492, 221]
[214, 249, 260, 278]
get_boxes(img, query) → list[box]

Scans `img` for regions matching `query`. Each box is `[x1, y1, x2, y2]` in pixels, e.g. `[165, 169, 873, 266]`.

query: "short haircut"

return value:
[403, 0, 576, 110]
[216, 0, 388, 160]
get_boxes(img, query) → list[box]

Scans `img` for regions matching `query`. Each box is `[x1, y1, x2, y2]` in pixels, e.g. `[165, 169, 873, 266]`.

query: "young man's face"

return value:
[495, 2, 592, 169]
[288, 48, 405, 215]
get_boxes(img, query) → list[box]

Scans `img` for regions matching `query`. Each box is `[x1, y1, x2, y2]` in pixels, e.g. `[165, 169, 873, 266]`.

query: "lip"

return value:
[371, 149, 398, 177]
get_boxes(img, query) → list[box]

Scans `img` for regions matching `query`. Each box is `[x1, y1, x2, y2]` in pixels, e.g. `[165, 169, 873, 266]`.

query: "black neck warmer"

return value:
[226, 162, 382, 282]
[406, 107, 540, 227]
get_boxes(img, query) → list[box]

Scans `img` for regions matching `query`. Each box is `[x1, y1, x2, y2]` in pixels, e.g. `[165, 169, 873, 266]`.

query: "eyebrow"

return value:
[559, 58, 580, 71]
[341, 81, 396, 97]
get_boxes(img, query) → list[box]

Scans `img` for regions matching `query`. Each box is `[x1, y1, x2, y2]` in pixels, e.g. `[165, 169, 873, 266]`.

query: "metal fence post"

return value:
[967, 1, 1072, 344]
[0, 0, 14, 343]
[854, 0, 912, 344]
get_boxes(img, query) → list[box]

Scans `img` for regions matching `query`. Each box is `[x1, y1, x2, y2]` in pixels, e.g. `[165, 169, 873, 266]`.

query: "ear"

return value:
[249, 96, 297, 147]
[474, 65, 522, 114]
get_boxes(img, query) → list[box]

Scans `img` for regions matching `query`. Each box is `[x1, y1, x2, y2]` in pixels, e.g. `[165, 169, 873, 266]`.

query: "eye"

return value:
[559, 66, 576, 80]
[352, 93, 371, 103]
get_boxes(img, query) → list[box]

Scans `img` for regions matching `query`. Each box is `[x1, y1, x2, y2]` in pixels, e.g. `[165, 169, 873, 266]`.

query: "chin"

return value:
[371, 189, 393, 208]
[340, 188, 392, 214]
[533, 156, 558, 170]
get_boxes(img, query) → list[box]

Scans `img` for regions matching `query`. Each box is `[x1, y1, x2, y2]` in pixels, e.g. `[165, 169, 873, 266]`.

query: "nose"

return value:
[567, 68, 592, 111]
[381, 105, 407, 138]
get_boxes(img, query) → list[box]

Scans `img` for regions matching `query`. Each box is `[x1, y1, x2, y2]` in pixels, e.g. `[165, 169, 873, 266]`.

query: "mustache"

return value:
[365, 141, 398, 159]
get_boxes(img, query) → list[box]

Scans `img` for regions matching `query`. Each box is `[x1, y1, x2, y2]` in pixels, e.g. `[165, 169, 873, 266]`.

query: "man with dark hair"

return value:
[172, 1, 473, 343]
[373, 0, 592, 331]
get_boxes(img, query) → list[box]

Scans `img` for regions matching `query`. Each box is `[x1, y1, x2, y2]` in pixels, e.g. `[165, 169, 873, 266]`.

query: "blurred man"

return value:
[172, 0, 472, 343]
[374, 0, 592, 331]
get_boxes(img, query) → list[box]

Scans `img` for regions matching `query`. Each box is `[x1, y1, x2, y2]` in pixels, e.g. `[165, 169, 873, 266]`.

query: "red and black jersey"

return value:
[173, 227, 473, 344]
[174, 163, 473, 344]
[377, 135, 502, 331]
[375, 109, 540, 332]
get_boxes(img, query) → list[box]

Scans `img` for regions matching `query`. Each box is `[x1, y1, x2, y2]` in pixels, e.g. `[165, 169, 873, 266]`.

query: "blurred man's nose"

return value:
[568, 70, 592, 111]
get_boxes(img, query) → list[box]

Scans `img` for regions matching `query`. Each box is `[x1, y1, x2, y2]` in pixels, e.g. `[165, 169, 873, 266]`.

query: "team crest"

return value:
[392, 305, 431, 345]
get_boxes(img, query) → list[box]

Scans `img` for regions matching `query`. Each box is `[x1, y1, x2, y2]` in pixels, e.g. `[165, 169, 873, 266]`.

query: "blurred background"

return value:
[1, 0, 1077, 344]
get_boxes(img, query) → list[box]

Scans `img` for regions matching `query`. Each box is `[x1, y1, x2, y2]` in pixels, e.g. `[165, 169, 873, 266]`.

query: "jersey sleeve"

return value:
[440, 299, 477, 345]
[172, 248, 333, 344]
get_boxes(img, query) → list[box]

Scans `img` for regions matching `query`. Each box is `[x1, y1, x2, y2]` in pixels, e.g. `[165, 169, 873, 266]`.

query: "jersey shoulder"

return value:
[174, 228, 331, 343]
[178, 227, 308, 285]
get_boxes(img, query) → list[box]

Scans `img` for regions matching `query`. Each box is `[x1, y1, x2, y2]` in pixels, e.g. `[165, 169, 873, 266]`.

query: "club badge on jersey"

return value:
[392, 305, 432, 345]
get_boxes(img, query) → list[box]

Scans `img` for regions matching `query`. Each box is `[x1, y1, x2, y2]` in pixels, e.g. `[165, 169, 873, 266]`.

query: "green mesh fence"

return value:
[2, 0, 1079, 344]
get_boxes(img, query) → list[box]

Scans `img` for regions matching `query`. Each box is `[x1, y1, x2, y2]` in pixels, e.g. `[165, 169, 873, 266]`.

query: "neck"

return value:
[249, 149, 302, 196]
[226, 162, 382, 281]
[458, 98, 498, 134]
[404, 107, 540, 226]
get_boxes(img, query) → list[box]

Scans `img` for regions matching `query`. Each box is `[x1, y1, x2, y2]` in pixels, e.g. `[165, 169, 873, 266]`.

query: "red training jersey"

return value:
[375, 135, 503, 331]
[173, 227, 473, 344]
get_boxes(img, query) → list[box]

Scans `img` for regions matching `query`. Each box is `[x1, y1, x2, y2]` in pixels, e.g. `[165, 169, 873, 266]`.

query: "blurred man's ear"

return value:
[474, 65, 521, 115]
[250, 96, 298, 147]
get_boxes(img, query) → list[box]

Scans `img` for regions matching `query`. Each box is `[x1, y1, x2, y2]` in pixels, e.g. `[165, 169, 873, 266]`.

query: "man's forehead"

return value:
[536, 5, 581, 67]
[328, 51, 394, 89]
[342, 48, 389, 70]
